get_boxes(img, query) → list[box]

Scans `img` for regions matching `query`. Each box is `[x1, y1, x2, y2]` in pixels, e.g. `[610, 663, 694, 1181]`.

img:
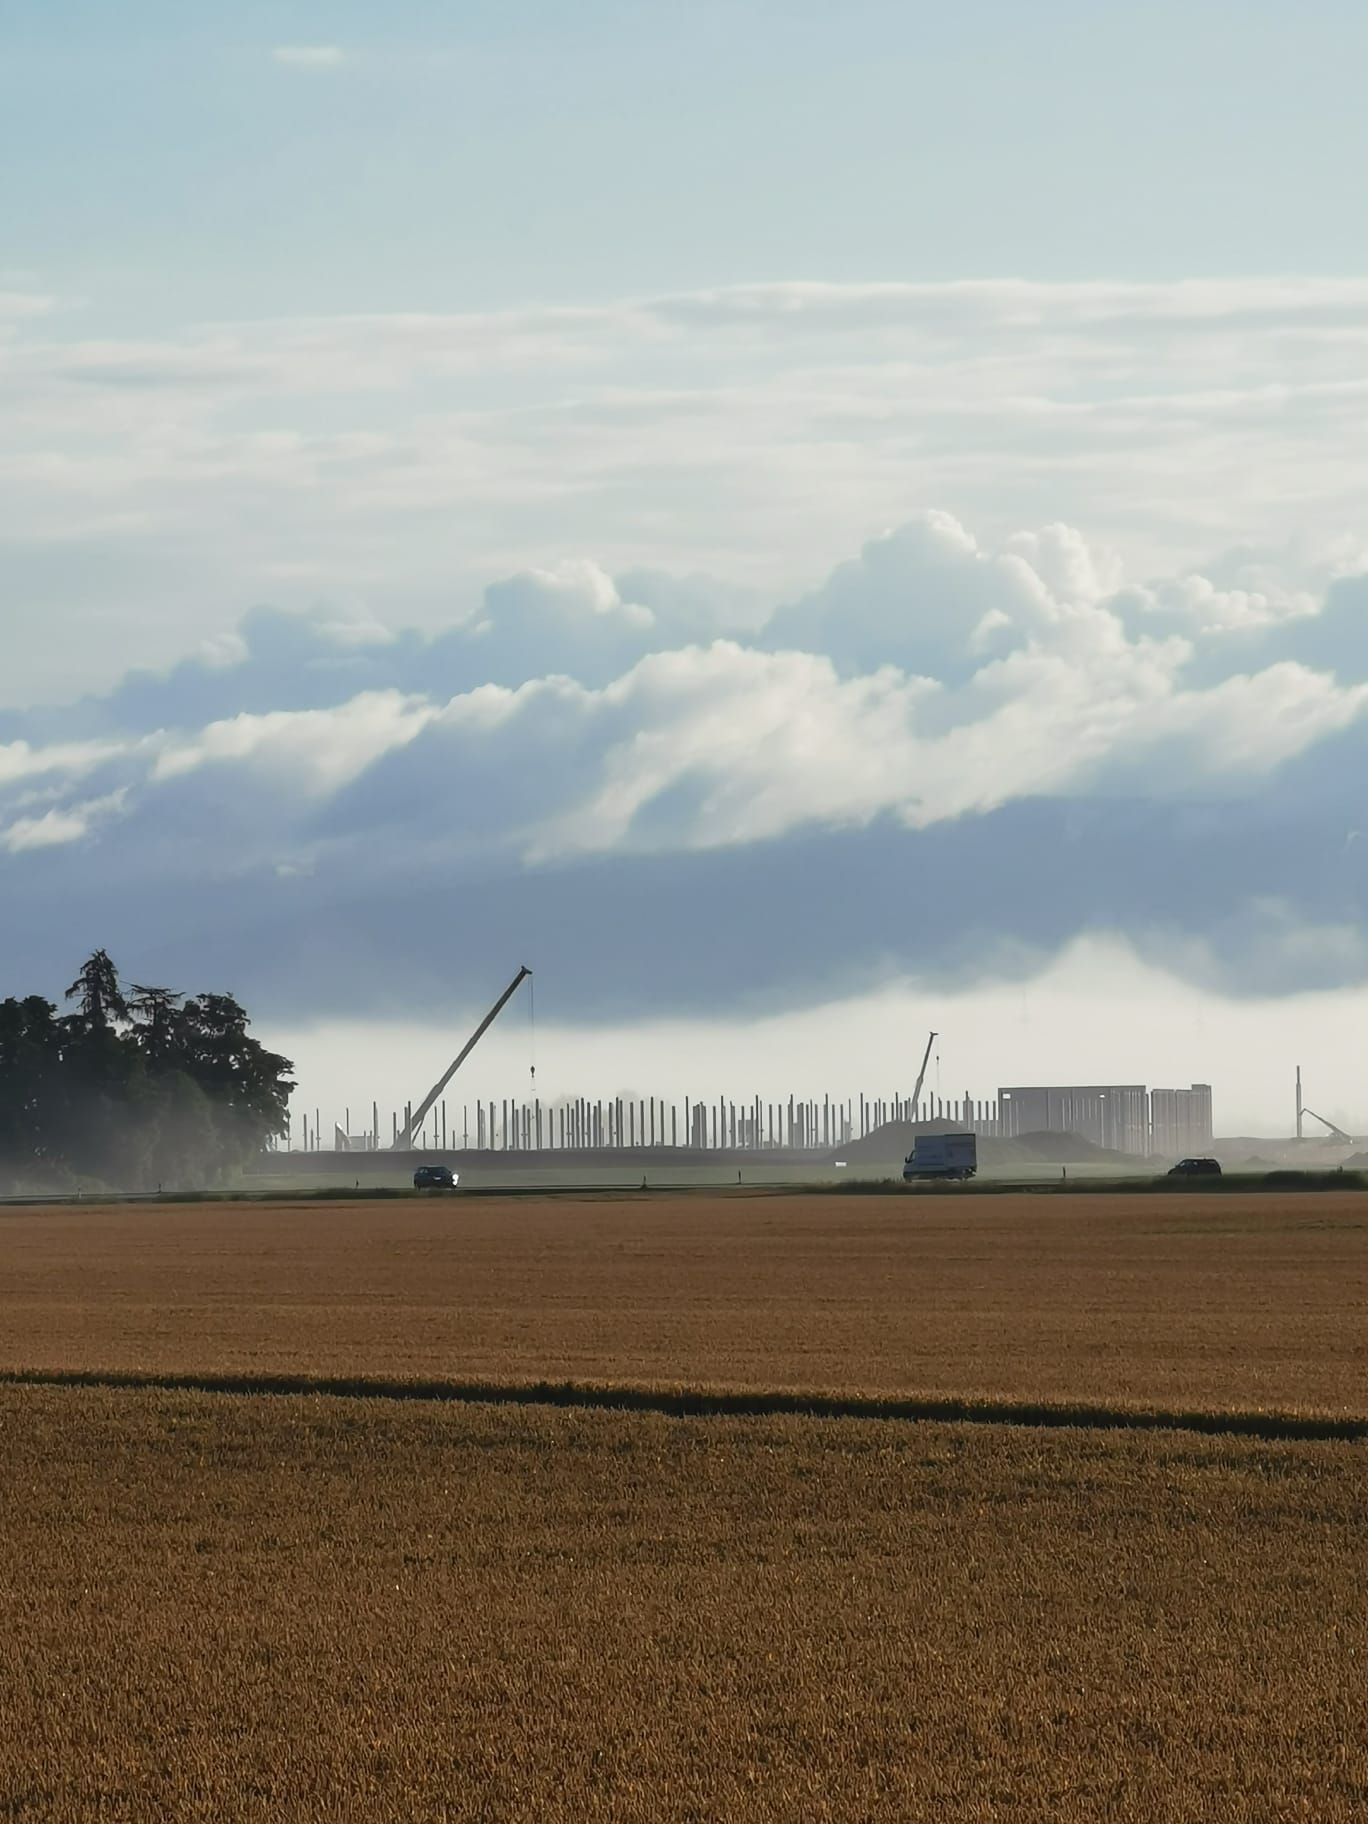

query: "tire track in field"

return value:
[0, 1368, 1364, 1443]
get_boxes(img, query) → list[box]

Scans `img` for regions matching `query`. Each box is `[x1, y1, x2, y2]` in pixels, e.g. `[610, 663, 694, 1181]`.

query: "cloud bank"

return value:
[5, 510, 1368, 1024]
[8, 275, 1368, 704]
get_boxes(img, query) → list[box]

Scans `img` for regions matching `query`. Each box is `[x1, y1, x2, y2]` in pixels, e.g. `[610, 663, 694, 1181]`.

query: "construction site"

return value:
[255, 966, 1362, 1183]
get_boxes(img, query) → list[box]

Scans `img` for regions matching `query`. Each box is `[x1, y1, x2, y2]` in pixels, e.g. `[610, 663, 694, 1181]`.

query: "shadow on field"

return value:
[1, 1367, 1363, 1444]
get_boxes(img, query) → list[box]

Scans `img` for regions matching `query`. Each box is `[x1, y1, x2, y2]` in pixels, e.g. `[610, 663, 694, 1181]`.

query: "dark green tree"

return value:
[179, 992, 294, 1172]
[64, 948, 129, 1033]
[128, 984, 185, 1069]
[0, 996, 65, 1179]
[0, 953, 294, 1191]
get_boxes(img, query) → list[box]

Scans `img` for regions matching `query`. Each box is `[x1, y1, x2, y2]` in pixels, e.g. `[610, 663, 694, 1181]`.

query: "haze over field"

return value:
[6, 2, 1368, 1133]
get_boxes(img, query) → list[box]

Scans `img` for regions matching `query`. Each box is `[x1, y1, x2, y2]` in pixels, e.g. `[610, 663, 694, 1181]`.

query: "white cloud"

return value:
[150, 691, 435, 795]
[1, 789, 126, 853]
[1119, 574, 1315, 634]
[0, 737, 124, 787]
[13, 273, 1368, 710]
[1145, 663, 1368, 774]
[271, 46, 346, 68]
[454, 647, 939, 859]
[9, 509, 1368, 1054]
[491, 632, 1365, 862]
[8, 511, 1368, 868]
[2, 808, 89, 851]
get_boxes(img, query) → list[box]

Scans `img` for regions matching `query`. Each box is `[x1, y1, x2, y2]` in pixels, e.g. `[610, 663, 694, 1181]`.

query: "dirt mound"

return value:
[833, 1123, 1140, 1169]
[834, 1121, 938, 1164]
[1003, 1130, 1137, 1166]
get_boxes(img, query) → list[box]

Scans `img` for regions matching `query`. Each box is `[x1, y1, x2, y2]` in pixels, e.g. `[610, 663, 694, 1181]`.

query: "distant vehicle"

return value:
[903, 1132, 977, 1182]
[413, 1165, 458, 1189]
[1168, 1157, 1221, 1177]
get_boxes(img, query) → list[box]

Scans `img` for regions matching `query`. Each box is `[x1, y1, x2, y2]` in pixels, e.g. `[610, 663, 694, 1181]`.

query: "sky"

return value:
[5, 2, 1368, 1137]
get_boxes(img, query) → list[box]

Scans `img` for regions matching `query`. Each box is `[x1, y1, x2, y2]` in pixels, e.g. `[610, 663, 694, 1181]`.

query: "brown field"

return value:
[0, 1190, 1365, 1412]
[1, 1384, 1364, 1823]
[1, 1192, 1364, 1819]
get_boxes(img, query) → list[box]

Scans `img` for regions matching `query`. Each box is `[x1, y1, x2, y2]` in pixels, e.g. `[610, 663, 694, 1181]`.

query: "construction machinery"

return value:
[392, 965, 531, 1150]
[911, 1030, 937, 1123]
[1295, 1064, 1354, 1144]
[1301, 1106, 1353, 1144]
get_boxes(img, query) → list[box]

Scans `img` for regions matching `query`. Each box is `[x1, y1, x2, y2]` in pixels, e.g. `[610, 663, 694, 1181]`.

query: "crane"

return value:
[1301, 1105, 1353, 1145]
[911, 1030, 937, 1124]
[1296, 1066, 1354, 1144]
[392, 965, 531, 1150]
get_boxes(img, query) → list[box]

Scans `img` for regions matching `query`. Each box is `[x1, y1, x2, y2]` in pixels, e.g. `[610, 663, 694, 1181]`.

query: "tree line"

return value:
[0, 950, 293, 1192]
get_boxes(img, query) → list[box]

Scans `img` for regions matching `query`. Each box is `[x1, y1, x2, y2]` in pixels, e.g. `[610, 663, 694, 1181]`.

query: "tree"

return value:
[64, 949, 129, 1033]
[0, 996, 65, 1180]
[0, 954, 294, 1192]
[179, 992, 294, 1170]
[129, 984, 185, 1069]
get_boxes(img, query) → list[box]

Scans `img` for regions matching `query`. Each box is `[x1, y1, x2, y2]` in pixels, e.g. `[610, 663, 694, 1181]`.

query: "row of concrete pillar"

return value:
[286, 1091, 1006, 1153]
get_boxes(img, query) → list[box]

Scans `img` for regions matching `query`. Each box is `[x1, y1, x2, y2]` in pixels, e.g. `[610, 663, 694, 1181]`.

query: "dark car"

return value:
[413, 1165, 458, 1189]
[1168, 1157, 1221, 1177]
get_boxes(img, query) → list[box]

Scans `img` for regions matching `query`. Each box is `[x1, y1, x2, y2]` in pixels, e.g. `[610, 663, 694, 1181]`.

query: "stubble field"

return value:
[2, 1189, 1366, 1411]
[0, 1191, 1364, 1820]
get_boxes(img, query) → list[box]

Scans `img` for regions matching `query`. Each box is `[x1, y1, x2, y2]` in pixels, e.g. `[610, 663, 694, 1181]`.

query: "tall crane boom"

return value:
[393, 965, 531, 1149]
[1301, 1104, 1353, 1145]
[911, 1030, 937, 1122]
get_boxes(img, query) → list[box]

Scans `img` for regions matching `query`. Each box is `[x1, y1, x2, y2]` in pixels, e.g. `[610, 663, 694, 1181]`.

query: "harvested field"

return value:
[2, 1194, 1364, 1819]
[1, 1384, 1364, 1823]
[0, 1191, 1365, 1413]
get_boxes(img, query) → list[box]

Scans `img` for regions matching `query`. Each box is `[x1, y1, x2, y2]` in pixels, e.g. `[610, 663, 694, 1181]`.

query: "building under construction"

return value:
[997, 1084, 1150, 1155]
[287, 1079, 1215, 1162]
[998, 1083, 1213, 1157]
[277, 970, 1217, 1163]
[1150, 1085, 1216, 1157]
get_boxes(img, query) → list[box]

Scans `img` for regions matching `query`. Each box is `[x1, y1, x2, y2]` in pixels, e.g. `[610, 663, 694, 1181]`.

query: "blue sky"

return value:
[5, 3, 1368, 1133]
[7, 1, 1368, 323]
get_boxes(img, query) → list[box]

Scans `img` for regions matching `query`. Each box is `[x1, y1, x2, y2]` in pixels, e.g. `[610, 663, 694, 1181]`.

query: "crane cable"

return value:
[528, 971, 536, 1093]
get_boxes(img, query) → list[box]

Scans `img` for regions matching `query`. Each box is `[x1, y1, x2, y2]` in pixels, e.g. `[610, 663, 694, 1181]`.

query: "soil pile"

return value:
[833, 1123, 1140, 1169]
